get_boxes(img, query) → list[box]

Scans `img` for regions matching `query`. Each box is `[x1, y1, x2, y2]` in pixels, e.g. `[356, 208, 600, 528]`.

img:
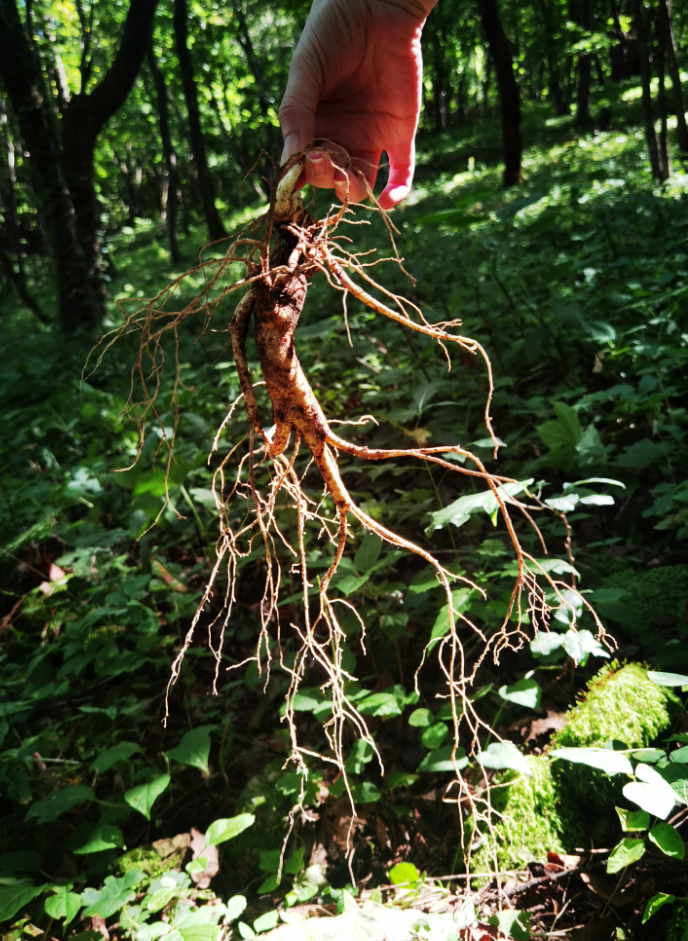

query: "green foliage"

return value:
[554, 663, 672, 750]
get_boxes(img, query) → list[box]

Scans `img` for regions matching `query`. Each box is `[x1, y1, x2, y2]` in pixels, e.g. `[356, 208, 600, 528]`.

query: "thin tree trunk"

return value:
[0, 0, 97, 331]
[632, 0, 667, 180]
[147, 41, 181, 263]
[61, 0, 159, 326]
[173, 0, 226, 243]
[658, 12, 671, 176]
[0, 242, 49, 323]
[576, 0, 594, 127]
[477, 0, 522, 187]
[0, 0, 158, 331]
[659, 0, 688, 156]
[0, 96, 47, 323]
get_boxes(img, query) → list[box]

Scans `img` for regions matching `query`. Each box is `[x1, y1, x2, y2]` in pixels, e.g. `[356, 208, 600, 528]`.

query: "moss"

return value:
[667, 899, 688, 941]
[554, 661, 671, 749]
[604, 564, 688, 643]
[112, 834, 191, 880]
[473, 662, 672, 873]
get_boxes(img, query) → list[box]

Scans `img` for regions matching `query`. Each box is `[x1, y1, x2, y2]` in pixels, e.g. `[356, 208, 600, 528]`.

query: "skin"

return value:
[279, 0, 438, 208]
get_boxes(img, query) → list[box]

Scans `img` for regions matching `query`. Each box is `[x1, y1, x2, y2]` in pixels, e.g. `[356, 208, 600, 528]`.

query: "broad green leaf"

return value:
[421, 723, 449, 750]
[146, 888, 178, 912]
[166, 725, 216, 774]
[26, 785, 94, 823]
[206, 813, 256, 846]
[672, 746, 688, 764]
[607, 837, 645, 874]
[478, 742, 531, 776]
[345, 739, 375, 774]
[562, 629, 610, 664]
[284, 847, 305, 875]
[357, 692, 403, 718]
[350, 781, 382, 803]
[642, 893, 676, 923]
[225, 896, 247, 922]
[44, 885, 82, 924]
[253, 910, 279, 933]
[657, 764, 688, 803]
[0, 882, 43, 922]
[647, 671, 688, 687]
[418, 746, 468, 773]
[648, 822, 685, 858]
[354, 534, 382, 572]
[408, 708, 433, 728]
[89, 742, 142, 772]
[124, 774, 170, 820]
[624, 763, 678, 819]
[550, 747, 633, 776]
[615, 807, 650, 831]
[389, 862, 420, 885]
[259, 850, 281, 873]
[538, 402, 582, 453]
[384, 772, 418, 790]
[292, 690, 324, 712]
[336, 574, 369, 597]
[630, 749, 666, 764]
[238, 922, 257, 939]
[257, 873, 279, 893]
[179, 928, 220, 941]
[82, 871, 144, 918]
[530, 632, 565, 656]
[498, 677, 541, 709]
[564, 477, 626, 490]
[487, 910, 530, 941]
[429, 589, 473, 643]
[73, 824, 125, 854]
[276, 773, 301, 796]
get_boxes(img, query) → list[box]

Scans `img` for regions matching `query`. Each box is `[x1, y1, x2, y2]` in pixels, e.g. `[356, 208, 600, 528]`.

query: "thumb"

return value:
[379, 139, 415, 209]
[279, 51, 322, 165]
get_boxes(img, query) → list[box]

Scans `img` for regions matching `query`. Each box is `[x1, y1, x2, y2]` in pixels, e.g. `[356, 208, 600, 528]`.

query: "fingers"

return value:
[279, 51, 322, 165]
[304, 147, 380, 204]
[379, 139, 415, 209]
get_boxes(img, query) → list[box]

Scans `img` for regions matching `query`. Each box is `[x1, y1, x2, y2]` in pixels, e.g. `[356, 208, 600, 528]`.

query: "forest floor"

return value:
[1, 83, 688, 941]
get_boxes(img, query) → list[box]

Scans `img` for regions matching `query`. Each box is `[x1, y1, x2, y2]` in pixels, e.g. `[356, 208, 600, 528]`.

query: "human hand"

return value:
[279, 0, 437, 209]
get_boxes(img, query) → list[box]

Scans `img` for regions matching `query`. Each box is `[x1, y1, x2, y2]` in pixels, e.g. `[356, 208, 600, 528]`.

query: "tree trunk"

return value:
[61, 0, 159, 325]
[0, 0, 158, 331]
[477, 0, 522, 187]
[659, 0, 688, 156]
[575, 0, 594, 127]
[173, 0, 226, 243]
[0, 242, 49, 324]
[632, 0, 667, 180]
[0, 95, 47, 323]
[537, 0, 568, 115]
[147, 41, 181, 263]
[657, 10, 671, 176]
[0, 0, 97, 331]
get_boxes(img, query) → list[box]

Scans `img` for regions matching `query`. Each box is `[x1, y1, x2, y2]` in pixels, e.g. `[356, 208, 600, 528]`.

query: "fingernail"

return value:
[280, 133, 302, 166]
[307, 154, 326, 177]
[333, 169, 347, 184]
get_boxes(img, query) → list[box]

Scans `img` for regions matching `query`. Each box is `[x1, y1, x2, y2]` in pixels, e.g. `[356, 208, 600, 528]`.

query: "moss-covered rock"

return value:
[473, 662, 672, 872]
[554, 661, 671, 749]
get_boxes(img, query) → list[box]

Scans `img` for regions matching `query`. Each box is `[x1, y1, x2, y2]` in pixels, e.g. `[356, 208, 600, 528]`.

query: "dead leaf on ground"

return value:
[190, 826, 219, 888]
[527, 711, 567, 741]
